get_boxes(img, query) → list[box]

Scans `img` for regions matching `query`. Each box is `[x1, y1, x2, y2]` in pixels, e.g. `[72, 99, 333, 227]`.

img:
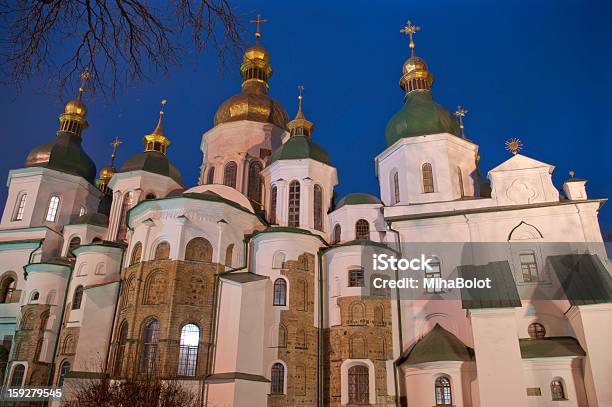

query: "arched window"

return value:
[225, 244, 234, 267]
[288, 180, 300, 227]
[349, 334, 366, 358]
[272, 251, 286, 269]
[355, 219, 369, 240]
[61, 335, 74, 354]
[278, 325, 287, 348]
[206, 166, 215, 184]
[271, 363, 284, 394]
[273, 279, 287, 306]
[184, 237, 212, 262]
[67, 236, 81, 258]
[247, 161, 263, 205]
[349, 302, 365, 324]
[178, 324, 200, 377]
[39, 312, 49, 333]
[143, 271, 166, 305]
[154, 241, 170, 260]
[57, 361, 70, 386]
[10, 364, 25, 387]
[13, 193, 27, 221]
[79, 206, 87, 217]
[139, 319, 160, 374]
[92, 237, 103, 244]
[269, 185, 277, 224]
[313, 184, 323, 231]
[223, 161, 237, 188]
[348, 365, 369, 404]
[130, 242, 142, 265]
[71, 285, 83, 310]
[528, 322, 546, 339]
[435, 376, 452, 405]
[29, 291, 39, 303]
[422, 163, 434, 193]
[45, 195, 60, 222]
[333, 224, 341, 244]
[392, 171, 400, 204]
[551, 379, 566, 401]
[0, 276, 16, 303]
[117, 192, 133, 241]
[348, 268, 364, 287]
[374, 304, 385, 325]
[114, 321, 128, 376]
[457, 166, 464, 197]
[145, 193, 156, 200]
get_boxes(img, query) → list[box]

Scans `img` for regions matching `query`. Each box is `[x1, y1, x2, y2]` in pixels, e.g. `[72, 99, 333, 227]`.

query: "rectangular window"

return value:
[348, 269, 364, 287]
[520, 253, 539, 282]
[425, 261, 443, 293]
[14, 194, 27, 221]
[45, 196, 60, 222]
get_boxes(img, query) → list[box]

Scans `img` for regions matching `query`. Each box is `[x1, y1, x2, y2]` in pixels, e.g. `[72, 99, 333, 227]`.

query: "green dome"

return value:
[25, 132, 97, 183]
[385, 91, 460, 147]
[120, 151, 183, 186]
[336, 193, 382, 209]
[269, 136, 331, 165]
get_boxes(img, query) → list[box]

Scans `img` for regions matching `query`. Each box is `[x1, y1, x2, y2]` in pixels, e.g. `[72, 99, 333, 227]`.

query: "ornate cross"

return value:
[455, 106, 468, 139]
[109, 136, 122, 166]
[400, 20, 421, 57]
[250, 14, 268, 40]
[78, 68, 91, 97]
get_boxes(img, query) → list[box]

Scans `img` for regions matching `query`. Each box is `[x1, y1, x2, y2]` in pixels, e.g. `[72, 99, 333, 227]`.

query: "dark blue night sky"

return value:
[1, 0, 610, 233]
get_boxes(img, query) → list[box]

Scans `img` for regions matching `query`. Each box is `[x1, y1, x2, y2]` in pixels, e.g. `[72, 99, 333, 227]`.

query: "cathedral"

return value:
[0, 20, 611, 407]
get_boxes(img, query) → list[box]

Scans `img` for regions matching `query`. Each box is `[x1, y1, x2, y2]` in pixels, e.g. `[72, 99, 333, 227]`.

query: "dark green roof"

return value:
[336, 193, 382, 209]
[120, 151, 183, 186]
[25, 132, 97, 183]
[70, 213, 109, 227]
[269, 135, 331, 165]
[397, 324, 474, 365]
[385, 91, 460, 147]
[519, 337, 585, 359]
[459, 261, 521, 309]
[549, 254, 612, 306]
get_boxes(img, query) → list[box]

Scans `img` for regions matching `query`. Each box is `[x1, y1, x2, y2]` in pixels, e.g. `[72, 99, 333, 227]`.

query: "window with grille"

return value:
[13, 193, 27, 221]
[355, 219, 369, 240]
[528, 322, 546, 339]
[270, 185, 277, 224]
[271, 363, 284, 394]
[139, 319, 160, 374]
[348, 365, 369, 404]
[425, 260, 442, 293]
[348, 269, 364, 287]
[178, 324, 200, 377]
[10, 364, 25, 387]
[45, 196, 60, 222]
[422, 163, 434, 193]
[71, 286, 83, 310]
[435, 376, 452, 405]
[273, 279, 287, 306]
[247, 161, 263, 205]
[313, 185, 323, 231]
[288, 181, 300, 227]
[551, 379, 565, 400]
[114, 322, 128, 376]
[520, 252, 539, 282]
[223, 161, 237, 188]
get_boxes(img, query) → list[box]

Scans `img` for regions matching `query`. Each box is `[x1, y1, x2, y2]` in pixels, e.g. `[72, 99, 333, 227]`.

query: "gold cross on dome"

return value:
[111, 136, 122, 153]
[400, 20, 421, 57]
[78, 67, 91, 97]
[250, 14, 268, 40]
[455, 106, 468, 139]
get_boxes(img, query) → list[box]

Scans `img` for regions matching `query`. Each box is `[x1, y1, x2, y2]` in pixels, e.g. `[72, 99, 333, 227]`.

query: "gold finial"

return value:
[297, 85, 304, 114]
[569, 169, 575, 178]
[144, 99, 170, 154]
[505, 138, 523, 155]
[250, 13, 268, 41]
[110, 136, 122, 165]
[78, 68, 91, 99]
[455, 106, 468, 139]
[400, 20, 421, 58]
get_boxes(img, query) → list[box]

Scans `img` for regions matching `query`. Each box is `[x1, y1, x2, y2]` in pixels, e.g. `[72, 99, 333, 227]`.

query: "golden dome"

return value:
[244, 44, 269, 63]
[64, 98, 87, 116]
[402, 56, 429, 76]
[99, 165, 115, 180]
[400, 56, 434, 93]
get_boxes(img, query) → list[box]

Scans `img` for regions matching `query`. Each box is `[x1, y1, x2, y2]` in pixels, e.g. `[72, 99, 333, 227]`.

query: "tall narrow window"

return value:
[223, 161, 237, 188]
[288, 181, 300, 227]
[348, 365, 369, 404]
[206, 167, 215, 184]
[13, 193, 27, 221]
[520, 252, 539, 282]
[130, 242, 142, 265]
[1, 277, 16, 303]
[273, 279, 287, 306]
[10, 364, 25, 387]
[392, 172, 400, 204]
[333, 224, 341, 244]
[114, 321, 128, 376]
[71, 286, 83, 310]
[313, 185, 323, 231]
[278, 325, 287, 348]
[117, 192, 133, 241]
[422, 163, 434, 193]
[551, 379, 566, 401]
[67, 237, 81, 258]
[425, 259, 442, 293]
[57, 362, 70, 386]
[247, 161, 263, 205]
[435, 376, 452, 405]
[45, 196, 60, 222]
[271, 363, 284, 394]
[457, 167, 465, 197]
[269, 185, 277, 224]
[79, 206, 87, 217]
[178, 324, 200, 377]
[139, 319, 160, 374]
[225, 244, 234, 267]
[355, 219, 370, 240]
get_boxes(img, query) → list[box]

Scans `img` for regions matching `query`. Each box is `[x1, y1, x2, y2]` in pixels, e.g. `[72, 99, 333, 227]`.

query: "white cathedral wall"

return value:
[522, 358, 587, 407]
[61, 224, 107, 256]
[327, 204, 385, 243]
